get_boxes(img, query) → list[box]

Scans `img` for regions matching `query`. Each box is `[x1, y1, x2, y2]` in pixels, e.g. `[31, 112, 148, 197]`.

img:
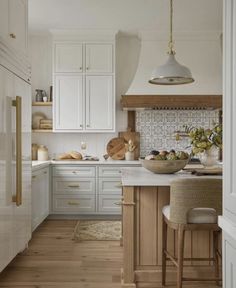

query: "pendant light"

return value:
[149, 0, 194, 85]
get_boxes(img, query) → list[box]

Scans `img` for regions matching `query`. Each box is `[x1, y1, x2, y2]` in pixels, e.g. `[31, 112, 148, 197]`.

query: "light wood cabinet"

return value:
[54, 74, 83, 131]
[32, 167, 49, 231]
[53, 40, 115, 132]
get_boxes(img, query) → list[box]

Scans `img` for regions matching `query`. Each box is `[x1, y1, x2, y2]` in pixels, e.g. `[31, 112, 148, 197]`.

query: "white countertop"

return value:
[121, 167, 222, 186]
[32, 159, 141, 169]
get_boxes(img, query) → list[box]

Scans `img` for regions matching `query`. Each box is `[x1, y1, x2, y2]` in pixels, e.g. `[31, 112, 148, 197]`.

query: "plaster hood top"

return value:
[122, 31, 222, 110]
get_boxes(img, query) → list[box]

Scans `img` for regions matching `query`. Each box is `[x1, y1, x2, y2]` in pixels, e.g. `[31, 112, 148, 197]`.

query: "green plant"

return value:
[186, 124, 222, 155]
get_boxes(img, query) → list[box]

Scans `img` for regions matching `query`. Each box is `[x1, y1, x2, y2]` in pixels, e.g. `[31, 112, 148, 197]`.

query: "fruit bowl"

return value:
[140, 158, 189, 174]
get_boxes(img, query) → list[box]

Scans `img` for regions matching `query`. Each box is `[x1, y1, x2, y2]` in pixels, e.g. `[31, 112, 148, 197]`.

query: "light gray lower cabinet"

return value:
[32, 166, 50, 231]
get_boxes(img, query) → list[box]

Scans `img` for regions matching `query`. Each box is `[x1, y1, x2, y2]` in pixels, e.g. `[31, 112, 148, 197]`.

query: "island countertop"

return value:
[121, 166, 222, 186]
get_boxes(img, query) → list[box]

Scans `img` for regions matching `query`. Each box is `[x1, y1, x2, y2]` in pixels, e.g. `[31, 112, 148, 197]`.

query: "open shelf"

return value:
[32, 102, 52, 106]
[32, 129, 53, 133]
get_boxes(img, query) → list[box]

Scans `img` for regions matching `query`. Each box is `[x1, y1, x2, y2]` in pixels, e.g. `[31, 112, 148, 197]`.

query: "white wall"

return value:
[30, 34, 140, 159]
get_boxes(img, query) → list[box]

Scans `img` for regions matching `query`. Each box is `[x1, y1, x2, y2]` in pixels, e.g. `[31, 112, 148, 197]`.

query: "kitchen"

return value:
[0, 0, 235, 288]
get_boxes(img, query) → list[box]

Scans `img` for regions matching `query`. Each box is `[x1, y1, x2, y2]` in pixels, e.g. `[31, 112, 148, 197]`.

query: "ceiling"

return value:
[28, 0, 222, 35]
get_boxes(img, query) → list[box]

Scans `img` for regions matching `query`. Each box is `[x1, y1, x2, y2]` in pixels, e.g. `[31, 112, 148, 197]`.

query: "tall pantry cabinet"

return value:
[52, 32, 116, 132]
[219, 0, 236, 287]
[0, 0, 31, 272]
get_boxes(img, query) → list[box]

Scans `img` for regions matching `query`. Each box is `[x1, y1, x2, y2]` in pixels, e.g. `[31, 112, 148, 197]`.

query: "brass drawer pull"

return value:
[68, 185, 80, 188]
[44, 171, 47, 174]
[114, 201, 122, 206]
[68, 201, 80, 206]
[32, 175, 36, 179]
[115, 182, 122, 188]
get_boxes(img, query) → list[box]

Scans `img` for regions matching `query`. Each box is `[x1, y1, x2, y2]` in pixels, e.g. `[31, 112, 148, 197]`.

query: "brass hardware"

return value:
[86, 67, 89, 70]
[68, 201, 80, 206]
[80, 124, 83, 128]
[72, 171, 78, 174]
[32, 175, 37, 179]
[114, 201, 122, 206]
[115, 182, 122, 188]
[80, 67, 82, 70]
[12, 96, 22, 206]
[68, 185, 80, 188]
[86, 124, 90, 127]
[9, 33, 16, 39]
[44, 171, 47, 174]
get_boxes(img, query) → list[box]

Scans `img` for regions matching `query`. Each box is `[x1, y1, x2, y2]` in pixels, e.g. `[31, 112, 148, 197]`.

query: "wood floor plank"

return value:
[0, 220, 220, 288]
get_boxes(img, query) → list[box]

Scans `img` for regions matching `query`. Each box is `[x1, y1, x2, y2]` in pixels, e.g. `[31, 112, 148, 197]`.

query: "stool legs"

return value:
[162, 217, 167, 286]
[177, 225, 185, 288]
[213, 231, 220, 286]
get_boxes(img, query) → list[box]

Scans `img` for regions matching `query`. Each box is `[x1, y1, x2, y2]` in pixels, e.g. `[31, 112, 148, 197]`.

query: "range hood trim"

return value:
[121, 95, 222, 110]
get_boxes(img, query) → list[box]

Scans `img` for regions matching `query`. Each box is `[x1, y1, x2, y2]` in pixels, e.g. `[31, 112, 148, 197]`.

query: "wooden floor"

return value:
[0, 220, 221, 288]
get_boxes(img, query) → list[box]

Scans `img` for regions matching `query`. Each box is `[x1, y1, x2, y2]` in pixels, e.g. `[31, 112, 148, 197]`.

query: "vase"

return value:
[198, 146, 219, 167]
[125, 151, 135, 161]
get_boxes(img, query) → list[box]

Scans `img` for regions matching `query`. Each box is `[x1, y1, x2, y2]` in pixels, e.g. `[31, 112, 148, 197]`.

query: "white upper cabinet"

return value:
[86, 75, 113, 130]
[53, 36, 116, 132]
[85, 44, 113, 73]
[8, 0, 28, 54]
[0, 0, 30, 82]
[54, 43, 83, 73]
[0, 0, 8, 39]
[54, 74, 83, 131]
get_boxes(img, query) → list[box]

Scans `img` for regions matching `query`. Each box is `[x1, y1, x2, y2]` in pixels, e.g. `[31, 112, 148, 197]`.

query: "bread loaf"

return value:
[70, 151, 82, 160]
[58, 153, 73, 160]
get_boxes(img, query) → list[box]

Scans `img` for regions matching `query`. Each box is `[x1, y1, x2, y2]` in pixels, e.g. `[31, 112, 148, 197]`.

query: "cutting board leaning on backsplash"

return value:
[118, 131, 140, 160]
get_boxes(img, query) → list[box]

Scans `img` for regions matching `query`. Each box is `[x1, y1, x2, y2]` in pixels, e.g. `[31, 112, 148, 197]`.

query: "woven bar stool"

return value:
[162, 178, 222, 288]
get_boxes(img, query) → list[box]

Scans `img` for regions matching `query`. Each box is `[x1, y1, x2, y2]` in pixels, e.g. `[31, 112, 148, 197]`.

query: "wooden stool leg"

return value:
[177, 225, 185, 288]
[213, 231, 220, 286]
[162, 216, 168, 286]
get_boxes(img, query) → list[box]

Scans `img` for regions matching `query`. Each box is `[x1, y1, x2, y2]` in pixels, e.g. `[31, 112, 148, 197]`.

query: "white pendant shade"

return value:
[149, 54, 194, 85]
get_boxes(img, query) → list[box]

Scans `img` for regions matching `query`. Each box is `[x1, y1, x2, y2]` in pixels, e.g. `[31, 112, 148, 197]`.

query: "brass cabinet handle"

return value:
[68, 201, 80, 206]
[114, 201, 122, 206]
[80, 124, 83, 128]
[9, 33, 16, 39]
[86, 67, 89, 70]
[44, 171, 47, 174]
[79, 67, 82, 70]
[12, 96, 22, 206]
[32, 175, 36, 179]
[115, 182, 122, 188]
[68, 185, 80, 188]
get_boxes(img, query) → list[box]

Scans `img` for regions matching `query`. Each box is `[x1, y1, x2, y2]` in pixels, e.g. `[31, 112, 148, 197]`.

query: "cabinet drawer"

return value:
[53, 166, 96, 177]
[53, 178, 95, 195]
[53, 195, 95, 213]
[98, 166, 122, 177]
[98, 178, 122, 195]
[98, 195, 122, 214]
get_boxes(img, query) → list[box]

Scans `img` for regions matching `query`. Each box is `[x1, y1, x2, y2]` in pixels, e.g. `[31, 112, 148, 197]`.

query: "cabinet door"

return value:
[8, 0, 28, 54]
[0, 0, 8, 39]
[55, 43, 83, 73]
[32, 167, 49, 231]
[85, 75, 114, 131]
[54, 75, 84, 131]
[225, 235, 236, 287]
[223, 0, 236, 222]
[85, 44, 113, 73]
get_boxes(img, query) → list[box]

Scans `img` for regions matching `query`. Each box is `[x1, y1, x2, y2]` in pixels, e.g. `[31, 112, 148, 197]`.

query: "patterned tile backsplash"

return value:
[136, 110, 220, 157]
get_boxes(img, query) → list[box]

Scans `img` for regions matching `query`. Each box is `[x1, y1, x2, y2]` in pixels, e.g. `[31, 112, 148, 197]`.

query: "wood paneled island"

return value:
[121, 167, 222, 288]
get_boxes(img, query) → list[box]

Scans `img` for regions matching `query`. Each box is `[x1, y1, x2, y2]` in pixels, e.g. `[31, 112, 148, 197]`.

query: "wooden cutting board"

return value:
[118, 131, 140, 160]
[106, 137, 126, 160]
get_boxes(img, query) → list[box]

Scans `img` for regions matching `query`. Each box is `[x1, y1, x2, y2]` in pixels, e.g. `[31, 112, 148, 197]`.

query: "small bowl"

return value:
[140, 158, 189, 174]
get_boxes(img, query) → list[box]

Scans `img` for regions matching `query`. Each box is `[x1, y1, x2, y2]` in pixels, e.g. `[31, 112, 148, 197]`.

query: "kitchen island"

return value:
[121, 167, 222, 288]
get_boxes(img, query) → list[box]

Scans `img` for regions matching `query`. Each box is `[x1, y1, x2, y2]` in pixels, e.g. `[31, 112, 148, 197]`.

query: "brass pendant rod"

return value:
[168, 0, 175, 55]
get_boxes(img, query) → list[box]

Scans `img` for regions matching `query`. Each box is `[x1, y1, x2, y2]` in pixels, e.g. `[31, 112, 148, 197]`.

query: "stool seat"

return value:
[162, 205, 217, 224]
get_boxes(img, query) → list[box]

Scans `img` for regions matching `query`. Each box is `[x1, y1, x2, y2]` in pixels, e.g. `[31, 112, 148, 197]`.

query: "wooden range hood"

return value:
[121, 95, 222, 110]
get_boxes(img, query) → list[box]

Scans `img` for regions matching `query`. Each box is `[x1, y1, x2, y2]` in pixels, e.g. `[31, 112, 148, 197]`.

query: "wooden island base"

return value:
[122, 186, 221, 288]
